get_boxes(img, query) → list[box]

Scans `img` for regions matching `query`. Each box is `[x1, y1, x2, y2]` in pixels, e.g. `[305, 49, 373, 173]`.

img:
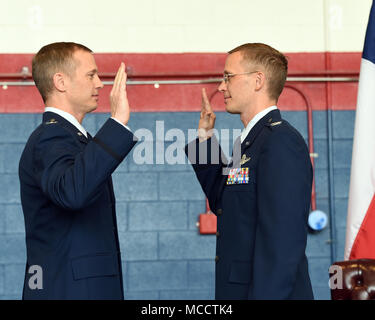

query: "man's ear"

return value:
[254, 71, 266, 91]
[52, 73, 66, 93]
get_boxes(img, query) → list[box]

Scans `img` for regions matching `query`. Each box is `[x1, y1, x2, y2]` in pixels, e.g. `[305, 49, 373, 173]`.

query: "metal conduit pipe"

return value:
[0, 68, 360, 80]
[325, 52, 337, 264]
[0, 76, 359, 87]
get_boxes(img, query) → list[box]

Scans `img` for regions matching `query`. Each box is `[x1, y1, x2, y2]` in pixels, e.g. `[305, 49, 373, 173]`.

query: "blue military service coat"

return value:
[186, 109, 314, 299]
[19, 112, 137, 299]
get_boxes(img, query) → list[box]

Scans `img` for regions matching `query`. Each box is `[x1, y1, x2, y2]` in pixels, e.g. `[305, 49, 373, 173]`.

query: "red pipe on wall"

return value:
[284, 84, 317, 211]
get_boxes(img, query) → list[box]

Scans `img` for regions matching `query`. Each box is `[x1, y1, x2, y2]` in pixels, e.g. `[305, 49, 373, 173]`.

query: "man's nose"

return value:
[218, 80, 227, 92]
[95, 75, 104, 89]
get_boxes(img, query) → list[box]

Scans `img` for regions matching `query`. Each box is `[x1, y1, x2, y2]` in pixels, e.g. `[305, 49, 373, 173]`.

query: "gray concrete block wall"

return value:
[0, 110, 355, 300]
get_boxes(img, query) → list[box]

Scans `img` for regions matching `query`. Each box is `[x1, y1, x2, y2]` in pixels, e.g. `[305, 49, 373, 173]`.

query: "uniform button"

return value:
[217, 208, 223, 215]
[216, 231, 220, 237]
[215, 255, 219, 262]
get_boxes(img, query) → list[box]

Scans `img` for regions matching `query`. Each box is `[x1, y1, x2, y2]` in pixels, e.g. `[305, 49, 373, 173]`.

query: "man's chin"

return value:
[87, 104, 98, 113]
[225, 104, 239, 114]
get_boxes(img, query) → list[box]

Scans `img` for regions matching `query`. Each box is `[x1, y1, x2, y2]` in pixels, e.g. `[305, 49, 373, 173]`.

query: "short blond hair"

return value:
[32, 42, 92, 102]
[229, 43, 288, 101]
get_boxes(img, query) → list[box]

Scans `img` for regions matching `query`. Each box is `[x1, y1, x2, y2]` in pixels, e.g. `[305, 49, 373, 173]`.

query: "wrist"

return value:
[112, 115, 128, 126]
[198, 128, 213, 143]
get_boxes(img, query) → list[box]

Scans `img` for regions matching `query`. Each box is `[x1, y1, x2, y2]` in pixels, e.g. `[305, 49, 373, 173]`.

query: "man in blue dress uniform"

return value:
[186, 43, 314, 299]
[19, 42, 137, 299]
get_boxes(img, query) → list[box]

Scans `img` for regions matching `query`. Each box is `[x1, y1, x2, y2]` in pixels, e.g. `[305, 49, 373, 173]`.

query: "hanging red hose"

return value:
[284, 84, 317, 211]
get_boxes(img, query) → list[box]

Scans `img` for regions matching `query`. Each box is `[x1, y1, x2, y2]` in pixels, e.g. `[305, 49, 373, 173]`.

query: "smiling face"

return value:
[218, 51, 259, 116]
[64, 49, 103, 116]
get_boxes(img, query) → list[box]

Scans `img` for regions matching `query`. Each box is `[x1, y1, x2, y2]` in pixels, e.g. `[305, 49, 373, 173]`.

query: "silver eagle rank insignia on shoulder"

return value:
[45, 118, 58, 125]
[270, 121, 282, 126]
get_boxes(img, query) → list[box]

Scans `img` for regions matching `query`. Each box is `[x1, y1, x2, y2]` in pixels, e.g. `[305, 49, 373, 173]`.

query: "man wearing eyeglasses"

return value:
[186, 43, 314, 299]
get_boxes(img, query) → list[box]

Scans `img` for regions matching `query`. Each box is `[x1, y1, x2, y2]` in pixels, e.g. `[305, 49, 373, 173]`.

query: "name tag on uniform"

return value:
[226, 168, 249, 185]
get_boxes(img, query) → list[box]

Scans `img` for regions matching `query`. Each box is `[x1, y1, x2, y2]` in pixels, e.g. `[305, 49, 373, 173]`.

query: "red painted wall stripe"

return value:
[0, 52, 361, 113]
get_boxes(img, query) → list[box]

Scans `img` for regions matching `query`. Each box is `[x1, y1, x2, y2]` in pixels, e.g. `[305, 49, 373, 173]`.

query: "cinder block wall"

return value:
[0, 110, 354, 300]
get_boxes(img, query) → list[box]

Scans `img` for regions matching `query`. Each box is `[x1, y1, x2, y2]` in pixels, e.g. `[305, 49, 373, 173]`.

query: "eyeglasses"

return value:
[223, 71, 259, 83]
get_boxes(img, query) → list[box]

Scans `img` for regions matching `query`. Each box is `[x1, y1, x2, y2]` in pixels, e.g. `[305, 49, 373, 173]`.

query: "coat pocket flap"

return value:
[71, 253, 119, 280]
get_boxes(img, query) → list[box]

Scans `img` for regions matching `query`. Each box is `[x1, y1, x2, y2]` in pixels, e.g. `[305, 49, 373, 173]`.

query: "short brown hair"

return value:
[229, 43, 288, 101]
[32, 42, 92, 102]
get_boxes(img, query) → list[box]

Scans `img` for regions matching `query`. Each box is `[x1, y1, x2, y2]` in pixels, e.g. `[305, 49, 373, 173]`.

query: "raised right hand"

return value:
[198, 88, 216, 141]
[110, 62, 130, 125]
